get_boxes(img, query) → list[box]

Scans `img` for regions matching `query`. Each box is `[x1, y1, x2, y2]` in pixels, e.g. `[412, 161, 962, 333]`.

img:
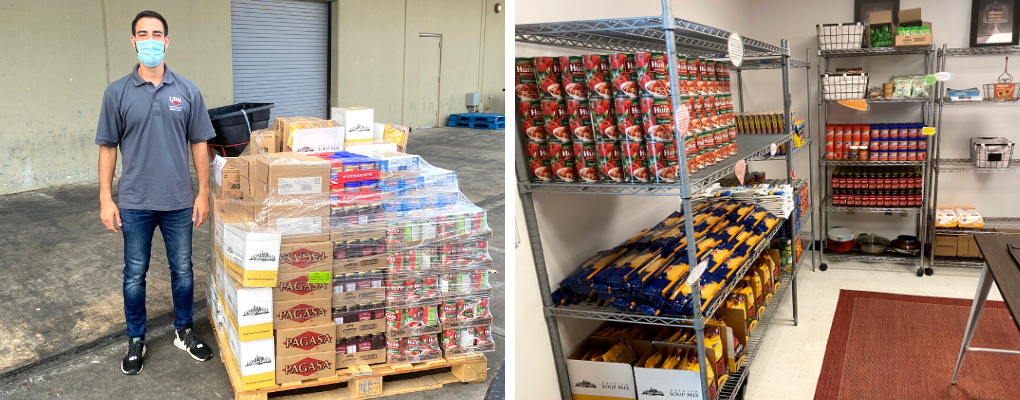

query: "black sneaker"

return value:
[174, 326, 213, 361]
[121, 337, 146, 375]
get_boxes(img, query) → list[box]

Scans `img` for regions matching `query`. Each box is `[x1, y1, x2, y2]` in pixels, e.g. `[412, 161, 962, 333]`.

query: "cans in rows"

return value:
[441, 326, 495, 350]
[614, 96, 645, 142]
[384, 304, 439, 330]
[608, 53, 639, 98]
[620, 140, 651, 183]
[385, 276, 438, 302]
[540, 98, 571, 143]
[589, 97, 619, 141]
[524, 141, 553, 181]
[533, 57, 562, 99]
[559, 56, 588, 100]
[438, 268, 492, 292]
[513, 58, 539, 101]
[566, 98, 595, 142]
[582, 54, 614, 98]
[518, 100, 546, 142]
[548, 141, 578, 182]
[595, 140, 624, 182]
[385, 334, 441, 358]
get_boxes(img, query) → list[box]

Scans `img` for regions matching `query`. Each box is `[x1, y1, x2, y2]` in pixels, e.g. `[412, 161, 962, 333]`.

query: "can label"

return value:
[548, 142, 578, 182]
[559, 56, 588, 100]
[517, 100, 546, 142]
[582, 54, 613, 98]
[640, 96, 675, 142]
[621, 141, 650, 183]
[572, 141, 600, 183]
[525, 141, 553, 181]
[675, 57, 690, 95]
[590, 98, 619, 141]
[683, 133, 699, 173]
[514, 58, 539, 101]
[533, 57, 563, 99]
[615, 96, 645, 142]
[596, 141, 623, 182]
[609, 53, 639, 98]
[646, 141, 680, 183]
[634, 52, 671, 98]
[566, 98, 594, 142]
[541, 99, 570, 142]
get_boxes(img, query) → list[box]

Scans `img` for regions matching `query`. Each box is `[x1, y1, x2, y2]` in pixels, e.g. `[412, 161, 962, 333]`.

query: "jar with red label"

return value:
[595, 141, 623, 182]
[620, 141, 650, 183]
[834, 126, 845, 159]
[582, 54, 614, 98]
[640, 96, 675, 142]
[518, 101, 546, 143]
[590, 98, 619, 141]
[541, 99, 570, 143]
[533, 57, 563, 100]
[566, 98, 594, 142]
[615, 96, 645, 142]
[547, 142, 577, 183]
[608, 53, 639, 98]
[514, 58, 539, 101]
[525, 142, 552, 182]
[634, 52, 671, 98]
[559, 56, 588, 100]
[645, 141, 680, 183]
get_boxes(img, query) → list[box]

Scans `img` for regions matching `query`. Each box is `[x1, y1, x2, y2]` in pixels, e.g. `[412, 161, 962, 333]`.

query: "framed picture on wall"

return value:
[971, 0, 1020, 47]
[855, 0, 900, 25]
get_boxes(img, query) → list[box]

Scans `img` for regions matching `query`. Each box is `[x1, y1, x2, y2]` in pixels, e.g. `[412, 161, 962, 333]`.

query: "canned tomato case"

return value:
[609, 53, 639, 98]
[533, 57, 562, 100]
[514, 58, 539, 101]
[614, 96, 645, 142]
[596, 141, 624, 182]
[517, 100, 546, 142]
[540, 98, 570, 143]
[572, 141, 600, 183]
[548, 142, 578, 182]
[566, 98, 594, 142]
[641, 96, 675, 142]
[559, 56, 588, 100]
[590, 98, 619, 141]
[620, 141, 650, 183]
[525, 141, 553, 181]
[582, 54, 614, 98]
[646, 141, 680, 183]
[634, 52, 671, 98]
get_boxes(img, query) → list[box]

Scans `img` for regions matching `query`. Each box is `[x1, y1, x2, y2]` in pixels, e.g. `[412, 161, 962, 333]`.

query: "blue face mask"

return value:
[135, 39, 165, 68]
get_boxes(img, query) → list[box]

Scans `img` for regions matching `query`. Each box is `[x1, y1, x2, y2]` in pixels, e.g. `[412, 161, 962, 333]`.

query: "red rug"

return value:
[814, 290, 1020, 400]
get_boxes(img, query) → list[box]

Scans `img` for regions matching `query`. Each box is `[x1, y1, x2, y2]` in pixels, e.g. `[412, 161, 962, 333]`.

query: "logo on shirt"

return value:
[168, 96, 184, 112]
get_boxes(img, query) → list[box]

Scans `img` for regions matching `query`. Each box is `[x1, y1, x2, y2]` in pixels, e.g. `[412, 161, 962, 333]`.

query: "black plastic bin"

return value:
[207, 102, 274, 157]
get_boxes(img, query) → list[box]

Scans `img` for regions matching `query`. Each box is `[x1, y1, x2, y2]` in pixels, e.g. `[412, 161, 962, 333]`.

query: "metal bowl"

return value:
[857, 234, 890, 254]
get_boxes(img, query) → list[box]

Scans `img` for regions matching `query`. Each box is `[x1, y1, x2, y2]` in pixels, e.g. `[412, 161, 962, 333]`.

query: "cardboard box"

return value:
[252, 201, 331, 244]
[214, 260, 274, 341]
[336, 348, 386, 368]
[332, 287, 386, 308]
[250, 128, 279, 154]
[275, 324, 336, 357]
[330, 224, 387, 243]
[633, 343, 719, 400]
[273, 270, 333, 302]
[250, 152, 331, 198]
[934, 235, 959, 257]
[224, 314, 277, 390]
[274, 297, 332, 330]
[334, 254, 387, 274]
[331, 107, 374, 146]
[290, 127, 345, 154]
[214, 157, 244, 199]
[275, 117, 340, 153]
[895, 8, 932, 47]
[958, 235, 984, 258]
[276, 351, 336, 384]
[336, 312, 387, 339]
[279, 242, 334, 274]
[865, 10, 894, 48]
[565, 337, 644, 400]
[212, 206, 281, 287]
[650, 325, 735, 375]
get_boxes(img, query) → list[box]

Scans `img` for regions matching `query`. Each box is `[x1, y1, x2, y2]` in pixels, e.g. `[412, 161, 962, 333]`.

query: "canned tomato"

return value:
[386, 338, 402, 357]
[634, 52, 671, 98]
[573, 141, 600, 183]
[675, 56, 691, 95]
[566, 98, 594, 142]
[640, 96, 675, 142]
[714, 128, 727, 161]
[683, 133, 699, 173]
[514, 58, 539, 101]
[548, 142, 578, 182]
[696, 129, 716, 166]
[533, 57, 562, 99]
[620, 141, 650, 182]
[517, 100, 546, 142]
[525, 141, 553, 181]
[590, 98, 619, 141]
[609, 53, 639, 98]
[559, 56, 588, 100]
[582, 54, 613, 98]
[595, 141, 624, 182]
[614, 96, 645, 142]
[541, 98, 570, 143]
[646, 141, 680, 183]
[728, 124, 737, 155]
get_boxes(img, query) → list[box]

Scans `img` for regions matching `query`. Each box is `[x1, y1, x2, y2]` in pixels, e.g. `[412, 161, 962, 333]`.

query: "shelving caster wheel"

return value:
[925, 268, 934, 276]
[916, 268, 924, 277]
[819, 263, 828, 271]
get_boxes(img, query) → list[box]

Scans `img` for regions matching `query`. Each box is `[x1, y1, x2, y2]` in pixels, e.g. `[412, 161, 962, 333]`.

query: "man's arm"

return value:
[98, 145, 121, 233]
[191, 141, 210, 227]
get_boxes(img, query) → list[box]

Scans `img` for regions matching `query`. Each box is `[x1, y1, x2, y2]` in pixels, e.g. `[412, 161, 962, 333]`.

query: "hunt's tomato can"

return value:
[608, 53, 639, 98]
[517, 100, 546, 142]
[514, 58, 539, 101]
[683, 133, 699, 173]
[548, 142, 578, 182]
[697, 129, 716, 167]
[572, 141, 600, 183]
[640, 96, 675, 142]
[541, 98, 570, 143]
[646, 141, 680, 183]
[614, 96, 645, 142]
[728, 124, 737, 155]
[620, 141, 650, 182]
[566, 98, 594, 143]
[634, 52, 671, 98]
[675, 56, 691, 95]
[595, 140, 623, 182]
[714, 127, 727, 161]
[559, 56, 588, 100]
[590, 98, 619, 141]
[525, 141, 553, 181]
[582, 54, 614, 98]
[533, 57, 562, 100]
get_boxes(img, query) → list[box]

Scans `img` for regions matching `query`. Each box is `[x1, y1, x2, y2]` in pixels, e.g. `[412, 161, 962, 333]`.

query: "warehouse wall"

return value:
[480, 0, 506, 114]
[0, 0, 234, 195]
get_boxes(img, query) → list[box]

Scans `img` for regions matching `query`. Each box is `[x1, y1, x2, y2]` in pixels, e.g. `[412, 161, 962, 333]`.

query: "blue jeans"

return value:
[121, 208, 194, 338]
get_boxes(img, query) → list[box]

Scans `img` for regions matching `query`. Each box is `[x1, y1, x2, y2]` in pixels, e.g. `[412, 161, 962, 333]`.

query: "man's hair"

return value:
[132, 10, 168, 37]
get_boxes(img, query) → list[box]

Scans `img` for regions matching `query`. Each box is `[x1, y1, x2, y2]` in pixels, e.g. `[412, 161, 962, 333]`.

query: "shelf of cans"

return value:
[824, 123, 929, 162]
[517, 52, 737, 185]
[734, 112, 797, 134]
[828, 166, 924, 208]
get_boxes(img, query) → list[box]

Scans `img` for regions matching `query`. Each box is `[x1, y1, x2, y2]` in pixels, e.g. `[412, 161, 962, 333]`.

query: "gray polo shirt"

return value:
[96, 64, 216, 211]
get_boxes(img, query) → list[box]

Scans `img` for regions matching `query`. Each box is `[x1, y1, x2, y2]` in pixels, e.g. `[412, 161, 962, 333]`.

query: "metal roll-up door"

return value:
[231, 0, 329, 121]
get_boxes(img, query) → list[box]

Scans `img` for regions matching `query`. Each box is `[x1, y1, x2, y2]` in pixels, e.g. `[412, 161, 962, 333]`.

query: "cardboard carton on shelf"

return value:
[334, 254, 387, 274]
[957, 235, 984, 259]
[564, 337, 646, 400]
[275, 324, 336, 357]
[336, 347, 386, 368]
[865, 10, 894, 48]
[249, 152, 331, 199]
[211, 206, 281, 287]
[633, 342, 720, 400]
[276, 350, 336, 384]
[895, 8, 932, 47]
[274, 297, 332, 330]
[934, 234, 959, 257]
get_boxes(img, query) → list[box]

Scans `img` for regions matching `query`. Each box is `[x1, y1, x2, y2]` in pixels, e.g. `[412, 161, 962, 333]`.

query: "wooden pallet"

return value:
[209, 309, 488, 400]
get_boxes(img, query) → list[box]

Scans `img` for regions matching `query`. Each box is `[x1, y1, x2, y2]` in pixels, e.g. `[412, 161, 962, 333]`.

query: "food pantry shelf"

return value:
[820, 46, 932, 58]
[761, 137, 811, 161]
[522, 134, 791, 195]
[822, 97, 931, 104]
[547, 220, 782, 327]
[936, 159, 1020, 173]
[822, 247, 922, 264]
[515, 17, 789, 57]
[733, 58, 809, 70]
[933, 217, 1020, 235]
[821, 159, 927, 166]
[944, 99, 1020, 106]
[944, 45, 1020, 56]
[822, 195, 922, 213]
[932, 255, 985, 267]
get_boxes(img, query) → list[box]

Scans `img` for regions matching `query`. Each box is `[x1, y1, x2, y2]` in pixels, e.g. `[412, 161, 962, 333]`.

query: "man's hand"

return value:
[193, 192, 209, 227]
[101, 199, 122, 233]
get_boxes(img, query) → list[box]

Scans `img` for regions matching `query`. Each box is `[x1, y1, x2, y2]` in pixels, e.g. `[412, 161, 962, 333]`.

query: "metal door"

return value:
[405, 34, 442, 129]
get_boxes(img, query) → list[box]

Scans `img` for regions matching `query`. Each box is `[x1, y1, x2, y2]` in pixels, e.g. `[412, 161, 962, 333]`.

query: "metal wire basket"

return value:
[971, 137, 1015, 168]
[984, 57, 1020, 101]
[816, 23, 864, 51]
[822, 73, 869, 101]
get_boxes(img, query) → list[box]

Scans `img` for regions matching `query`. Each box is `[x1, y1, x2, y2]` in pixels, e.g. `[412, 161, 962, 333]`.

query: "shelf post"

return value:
[806, 48, 819, 273]
[736, 69, 745, 113]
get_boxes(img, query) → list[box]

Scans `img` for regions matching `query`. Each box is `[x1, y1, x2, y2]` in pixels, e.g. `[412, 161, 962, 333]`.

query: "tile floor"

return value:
[746, 254, 1001, 400]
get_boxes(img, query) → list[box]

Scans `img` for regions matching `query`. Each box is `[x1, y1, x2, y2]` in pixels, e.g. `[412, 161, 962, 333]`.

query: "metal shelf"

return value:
[822, 97, 930, 104]
[822, 248, 922, 265]
[934, 217, 1020, 235]
[760, 137, 811, 161]
[944, 46, 1020, 56]
[932, 255, 984, 267]
[943, 99, 1020, 106]
[821, 159, 927, 166]
[734, 58, 809, 70]
[820, 46, 932, 58]
[822, 195, 922, 213]
[936, 159, 1020, 173]
[546, 221, 782, 327]
[515, 17, 788, 58]
[522, 134, 791, 195]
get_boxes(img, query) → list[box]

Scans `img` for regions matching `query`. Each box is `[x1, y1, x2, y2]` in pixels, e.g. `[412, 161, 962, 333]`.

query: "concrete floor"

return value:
[0, 126, 505, 399]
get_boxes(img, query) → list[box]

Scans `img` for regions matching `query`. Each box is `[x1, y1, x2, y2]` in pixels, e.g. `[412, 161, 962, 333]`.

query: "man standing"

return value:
[96, 10, 216, 375]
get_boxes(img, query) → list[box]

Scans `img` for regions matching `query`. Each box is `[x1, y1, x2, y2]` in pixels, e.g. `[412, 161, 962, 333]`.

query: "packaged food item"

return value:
[955, 207, 984, 228]
[514, 58, 539, 101]
[381, 124, 410, 152]
[533, 57, 563, 99]
[590, 98, 619, 141]
[910, 75, 929, 98]
[518, 100, 547, 142]
[609, 53, 640, 98]
[559, 56, 588, 100]
[566, 98, 594, 142]
[891, 76, 913, 98]
[582, 54, 614, 98]
[541, 99, 571, 143]
[935, 207, 959, 228]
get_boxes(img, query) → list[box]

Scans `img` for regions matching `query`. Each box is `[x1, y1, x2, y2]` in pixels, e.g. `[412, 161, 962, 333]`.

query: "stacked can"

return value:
[518, 97, 552, 182]
[582, 54, 614, 99]
[610, 53, 648, 183]
[821, 123, 928, 161]
[537, 56, 576, 183]
[641, 95, 682, 183]
[583, 55, 623, 183]
[559, 56, 588, 100]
